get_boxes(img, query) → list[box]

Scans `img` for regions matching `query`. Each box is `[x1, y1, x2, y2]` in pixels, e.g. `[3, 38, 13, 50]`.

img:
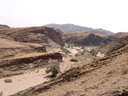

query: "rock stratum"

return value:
[0, 26, 65, 46]
[0, 25, 64, 78]
[99, 35, 128, 54]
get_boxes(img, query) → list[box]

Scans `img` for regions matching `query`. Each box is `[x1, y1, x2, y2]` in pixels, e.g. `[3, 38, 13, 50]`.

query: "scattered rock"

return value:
[4, 79, 12, 83]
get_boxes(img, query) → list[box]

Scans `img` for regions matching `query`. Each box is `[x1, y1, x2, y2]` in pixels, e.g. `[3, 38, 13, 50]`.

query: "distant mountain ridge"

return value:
[44, 23, 113, 35]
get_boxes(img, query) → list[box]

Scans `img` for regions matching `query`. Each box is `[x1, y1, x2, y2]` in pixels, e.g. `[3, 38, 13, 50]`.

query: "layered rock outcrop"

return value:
[0, 27, 64, 46]
[99, 35, 128, 54]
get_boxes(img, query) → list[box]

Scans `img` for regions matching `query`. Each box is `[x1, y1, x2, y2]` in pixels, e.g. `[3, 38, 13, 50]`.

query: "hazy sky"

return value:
[0, 0, 128, 33]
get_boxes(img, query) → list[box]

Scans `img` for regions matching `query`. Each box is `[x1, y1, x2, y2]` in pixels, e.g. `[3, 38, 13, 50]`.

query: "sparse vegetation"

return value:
[46, 64, 61, 77]
[90, 49, 98, 56]
[4, 79, 12, 83]
[81, 49, 86, 55]
[61, 47, 71, 54]
[70, 59, 78, 62]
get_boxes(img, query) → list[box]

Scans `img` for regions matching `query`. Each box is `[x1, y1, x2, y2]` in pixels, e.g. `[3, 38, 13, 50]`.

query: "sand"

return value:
[0, 68, 49, 96]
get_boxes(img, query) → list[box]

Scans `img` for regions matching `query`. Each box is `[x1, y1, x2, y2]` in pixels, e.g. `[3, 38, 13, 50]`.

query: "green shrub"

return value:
[70, 59, 78, 62]
[60, 47, 71, 54]
[46, 64, 60, 77]
[90, 49, 98, 56]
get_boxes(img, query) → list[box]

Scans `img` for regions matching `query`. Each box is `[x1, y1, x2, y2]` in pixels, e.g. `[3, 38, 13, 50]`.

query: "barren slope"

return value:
[0, 35, 46, 59]
[0, 26, 64, 47]
[11, 35, 128, 96]
[0, 35, 62, 78]
[99, 35, 128, 54]
[0, 27, 64, 96]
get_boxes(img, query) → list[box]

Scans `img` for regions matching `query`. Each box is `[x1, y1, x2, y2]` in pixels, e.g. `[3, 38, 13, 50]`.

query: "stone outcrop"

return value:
[0, 52, 62, 78]
[65, 33, 115, 46]
[99, 35, 128, 54]
[106, 35, 128, 53]
[0, 27, 64, 46]
[0, 52, 62, 69]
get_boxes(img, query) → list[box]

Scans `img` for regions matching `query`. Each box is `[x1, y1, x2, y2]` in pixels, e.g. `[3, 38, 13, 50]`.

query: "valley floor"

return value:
[0, 46, 94, 96]
[0, 68, 48, 96]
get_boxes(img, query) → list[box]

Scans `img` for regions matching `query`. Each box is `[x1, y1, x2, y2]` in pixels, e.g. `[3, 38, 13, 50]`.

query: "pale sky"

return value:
[0, 0, 128, 33]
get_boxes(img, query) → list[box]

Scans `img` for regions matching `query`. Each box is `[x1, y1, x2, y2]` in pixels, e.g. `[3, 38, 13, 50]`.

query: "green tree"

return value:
[46, 64, 61, 77]
[60, 47, 71, 54]
[90, 49, 98, 56]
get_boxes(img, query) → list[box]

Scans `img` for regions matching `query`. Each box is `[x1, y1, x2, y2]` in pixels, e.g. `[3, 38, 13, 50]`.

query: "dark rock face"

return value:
[0, 52, 62, 69]
[0, 52, 62, 78]
[65, 33, 116, 46]
[77, 34, 104, 45]
[0, 27, 65, 46]
[34, 27, 65, 46]
[103, 37, 114, 44]
[99, 35, 128, 54]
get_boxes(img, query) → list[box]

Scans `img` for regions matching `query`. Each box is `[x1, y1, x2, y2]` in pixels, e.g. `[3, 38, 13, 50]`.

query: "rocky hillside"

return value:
[63, 32, 116, 46]
[0, 34, 63, 78]
[0, 26, 64, 47]
[11, 34, 128, 96]
[0, 35, 46, 59]
[63, 31, 128, 46]
[99, 35, 128, 54]
[44, 23, 113, 35]
[110, 32, 128, 39]
[0, 25, 64, 78]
